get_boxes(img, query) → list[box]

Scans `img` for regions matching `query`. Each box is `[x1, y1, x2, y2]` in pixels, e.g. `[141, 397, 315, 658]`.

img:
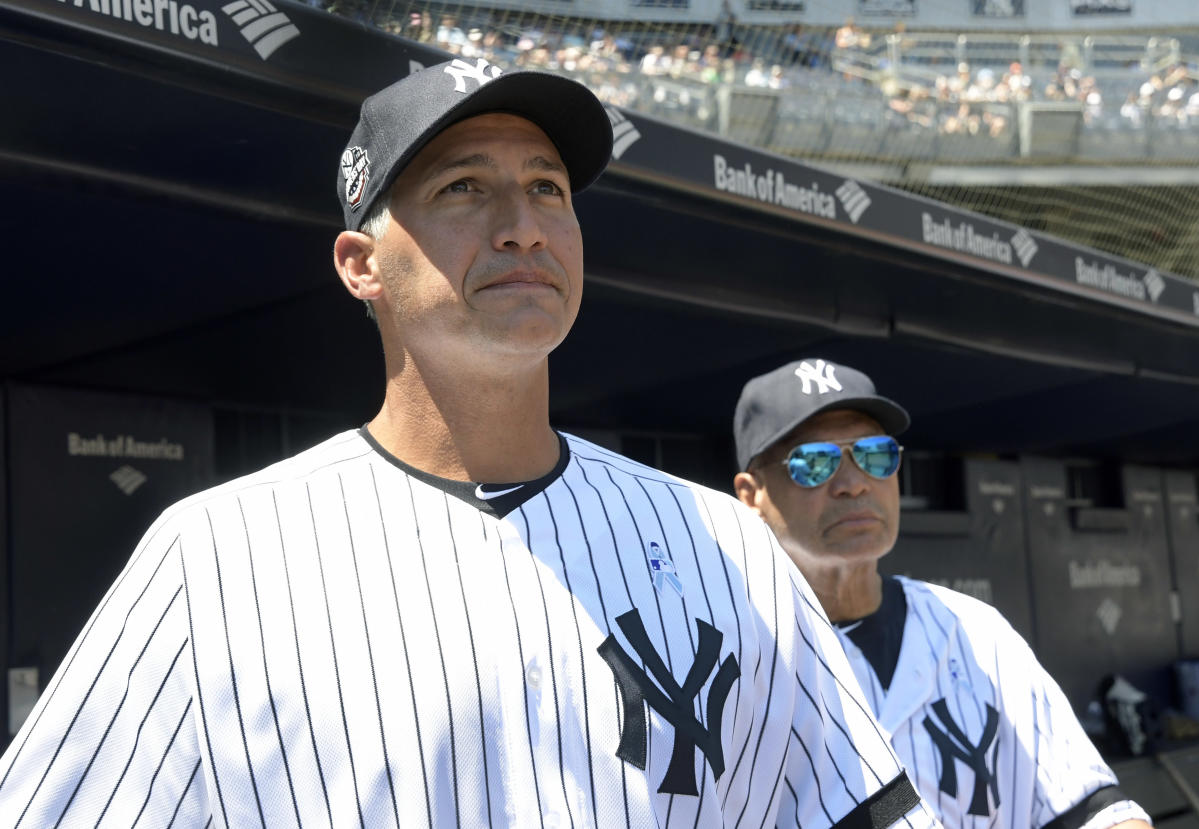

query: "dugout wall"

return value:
[1022, 458, 1179, 707]
[0, 394, 8, 740]
[884, 459, 1035, 643]
[1165, 472, 1199, 660]
[3, 385, 214, 738]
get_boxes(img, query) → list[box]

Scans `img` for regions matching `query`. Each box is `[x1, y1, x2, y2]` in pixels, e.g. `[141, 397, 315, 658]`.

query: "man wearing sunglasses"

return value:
[733, 358, 1151, 829]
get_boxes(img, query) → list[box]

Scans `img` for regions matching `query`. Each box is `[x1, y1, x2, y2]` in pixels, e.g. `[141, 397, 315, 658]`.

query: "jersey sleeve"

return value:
[1008, 627, 1150, 829]
[0, 512, 213, 828]
[764, 526, 938, 829]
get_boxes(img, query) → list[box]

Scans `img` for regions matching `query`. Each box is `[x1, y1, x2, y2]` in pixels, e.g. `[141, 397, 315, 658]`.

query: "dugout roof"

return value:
[3, 0, 1199, 466]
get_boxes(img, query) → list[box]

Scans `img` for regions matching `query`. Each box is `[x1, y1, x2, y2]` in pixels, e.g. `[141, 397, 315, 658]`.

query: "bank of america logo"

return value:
[1011, 229, 1039, 267]
[1143, 269, 1165, 303]
[606, 107, 641, 160]
[221, 0, 300, 60]
[110, 465, 147, 496]
[835, 180, 871, 224]
[1096, 597, 1122, 636]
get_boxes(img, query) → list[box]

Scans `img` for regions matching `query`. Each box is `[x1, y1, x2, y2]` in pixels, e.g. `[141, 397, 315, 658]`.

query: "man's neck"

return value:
[803, 563, 884, 622]
[368, 356, 560, 483]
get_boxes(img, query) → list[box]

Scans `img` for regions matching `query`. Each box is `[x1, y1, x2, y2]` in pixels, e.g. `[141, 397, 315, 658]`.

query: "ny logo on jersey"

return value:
[597, 608, 740, 795]
[443, 57, 503, 93]
[794, 359, 842, 395]
[923, 698, 1001, 816]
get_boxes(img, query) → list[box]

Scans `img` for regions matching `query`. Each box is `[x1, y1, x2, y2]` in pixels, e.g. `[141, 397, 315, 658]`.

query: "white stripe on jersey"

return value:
[0, 430, 936, 828]
[835, 577, 1149, 829]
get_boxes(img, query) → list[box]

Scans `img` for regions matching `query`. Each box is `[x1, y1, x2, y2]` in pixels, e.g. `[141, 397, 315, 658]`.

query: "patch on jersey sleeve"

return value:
[834, 773, 922, 828]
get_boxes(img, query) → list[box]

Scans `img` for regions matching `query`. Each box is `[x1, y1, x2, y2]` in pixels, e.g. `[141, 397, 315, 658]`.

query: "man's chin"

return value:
[819, 530, 893, 561]
[492, 311, 576, 351]
[465, 326, 571, 365]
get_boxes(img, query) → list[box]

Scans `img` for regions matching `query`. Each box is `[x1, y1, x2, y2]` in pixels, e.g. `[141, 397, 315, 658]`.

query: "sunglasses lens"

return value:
[786, 443, 842, 488]
[852, 436, 901, 479]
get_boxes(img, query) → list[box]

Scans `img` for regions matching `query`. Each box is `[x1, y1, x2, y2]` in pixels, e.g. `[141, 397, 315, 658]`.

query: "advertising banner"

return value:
[1070, 0, 1132, 15]
[1, 0, 448, 102]
[973, 0, 1024, 17]
[857, 0, 917, 16]
[603, 107, 1199, 328]
[7, 385, 213, 702]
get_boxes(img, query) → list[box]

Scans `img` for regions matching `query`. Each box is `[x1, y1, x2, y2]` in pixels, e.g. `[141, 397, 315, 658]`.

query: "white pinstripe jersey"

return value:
[835, 577, 1149, 829]
[0, 430, 937, 828]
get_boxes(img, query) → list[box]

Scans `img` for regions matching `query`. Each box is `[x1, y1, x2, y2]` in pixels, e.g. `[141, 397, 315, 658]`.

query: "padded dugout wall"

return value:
[0, 391, 8, 741]
[6, 384, 213, 727]
[883, 459, 1035, 641]
[1023, 458, 1178, 709]
[1165, 471, 1199, 658]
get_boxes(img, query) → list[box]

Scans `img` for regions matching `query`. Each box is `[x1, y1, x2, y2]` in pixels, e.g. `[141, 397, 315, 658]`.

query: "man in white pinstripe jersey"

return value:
[733, 358, 1153, 829]
[0, 63, 939, 827]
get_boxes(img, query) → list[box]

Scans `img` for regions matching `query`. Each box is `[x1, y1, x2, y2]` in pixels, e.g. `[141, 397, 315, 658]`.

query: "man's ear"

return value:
[733, 471, 764, 515]
[333, 231, 385, 303]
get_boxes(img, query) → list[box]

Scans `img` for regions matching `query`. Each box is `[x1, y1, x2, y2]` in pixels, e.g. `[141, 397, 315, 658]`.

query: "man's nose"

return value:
[828, 454, 871, 497]
[492, 188, 547, 252]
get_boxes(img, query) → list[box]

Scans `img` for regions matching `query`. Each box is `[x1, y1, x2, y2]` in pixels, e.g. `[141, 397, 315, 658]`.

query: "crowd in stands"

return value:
[367, 6, 843, 90]
[887, 52, 1199, 138]
[1119, 62, 1199, 127]
[343, 3, 1198, 147]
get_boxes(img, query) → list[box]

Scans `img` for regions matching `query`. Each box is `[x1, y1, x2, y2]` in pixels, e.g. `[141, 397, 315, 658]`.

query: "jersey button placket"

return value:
[526, 656, 544, 745]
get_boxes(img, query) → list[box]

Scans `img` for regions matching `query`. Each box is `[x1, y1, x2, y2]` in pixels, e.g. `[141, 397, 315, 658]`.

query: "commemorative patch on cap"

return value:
[340, 146, 370, 211]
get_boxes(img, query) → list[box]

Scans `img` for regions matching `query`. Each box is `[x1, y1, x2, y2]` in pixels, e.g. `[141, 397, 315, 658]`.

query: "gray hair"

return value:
[360, 197, 390, 242]
[357, 197, 391, 323]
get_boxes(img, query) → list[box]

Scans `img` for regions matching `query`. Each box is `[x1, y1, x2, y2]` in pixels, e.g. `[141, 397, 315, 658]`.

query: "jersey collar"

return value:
[358, 427, 571, 518]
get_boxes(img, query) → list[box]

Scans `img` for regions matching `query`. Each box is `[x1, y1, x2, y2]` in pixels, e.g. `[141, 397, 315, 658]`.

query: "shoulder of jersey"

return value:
[138, 428, 368, 532]
[897, 575, 1016, 636]
[562, 431, 750, 506]
[562, 431, 691, 486]
[560, 431, 773, 554]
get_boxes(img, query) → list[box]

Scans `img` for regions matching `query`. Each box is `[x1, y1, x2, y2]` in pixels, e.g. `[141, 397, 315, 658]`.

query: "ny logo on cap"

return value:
[795, 360, 842, 395]
[443, 58, 503, 93]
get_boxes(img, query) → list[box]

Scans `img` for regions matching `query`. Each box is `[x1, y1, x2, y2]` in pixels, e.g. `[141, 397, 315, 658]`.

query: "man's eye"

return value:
[532, 180, 564, 196]
[441, 179, 474, 194]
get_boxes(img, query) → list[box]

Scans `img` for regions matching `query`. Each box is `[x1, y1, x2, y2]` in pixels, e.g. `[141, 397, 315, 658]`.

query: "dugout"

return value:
[882, 456, 1199, 712]
[1021, 459, 1180, 708]
[4, 0, 1199, 747]
[882, 459, 1035, 644]
[1166, 472, 1199, 660]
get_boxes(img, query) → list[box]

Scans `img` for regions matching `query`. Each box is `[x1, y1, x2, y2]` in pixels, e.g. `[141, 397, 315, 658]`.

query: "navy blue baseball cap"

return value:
[734, 359, 910, 470]
[338, 57, 614, 230]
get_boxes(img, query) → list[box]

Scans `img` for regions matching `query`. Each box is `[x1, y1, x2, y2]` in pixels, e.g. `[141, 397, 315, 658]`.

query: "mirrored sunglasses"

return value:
[783, 435, 903, 488]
